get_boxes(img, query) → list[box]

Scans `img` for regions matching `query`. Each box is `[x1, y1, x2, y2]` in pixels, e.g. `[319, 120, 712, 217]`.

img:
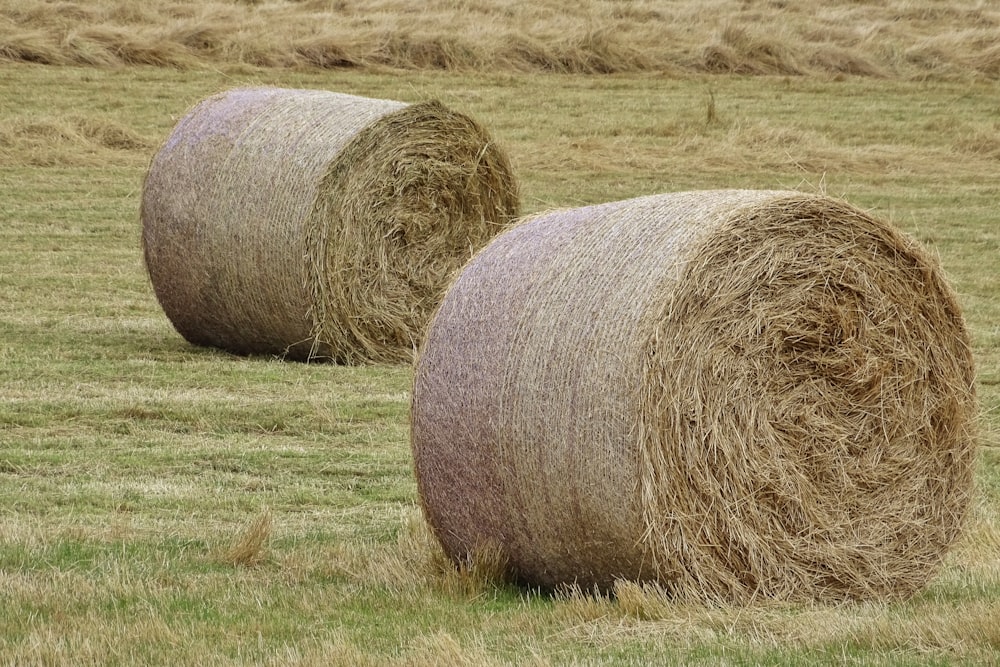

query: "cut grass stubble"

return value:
[1, 57, 998, 664]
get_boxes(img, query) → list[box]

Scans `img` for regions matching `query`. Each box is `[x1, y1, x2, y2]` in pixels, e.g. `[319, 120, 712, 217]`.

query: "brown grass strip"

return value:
[3, 1, 1000, 79]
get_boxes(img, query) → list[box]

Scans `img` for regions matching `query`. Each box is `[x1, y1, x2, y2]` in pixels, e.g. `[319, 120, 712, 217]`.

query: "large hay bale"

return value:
[411, 190, 977, 603]
[141, 87, 519, 363]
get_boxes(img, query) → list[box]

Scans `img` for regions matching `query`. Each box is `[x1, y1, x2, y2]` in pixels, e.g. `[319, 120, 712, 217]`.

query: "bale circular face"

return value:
[141, 87, 519, 363]
[410, 190, 977, 603]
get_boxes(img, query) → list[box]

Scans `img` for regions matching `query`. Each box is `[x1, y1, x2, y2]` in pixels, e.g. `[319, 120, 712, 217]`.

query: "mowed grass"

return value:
[1, 59, 999, 665]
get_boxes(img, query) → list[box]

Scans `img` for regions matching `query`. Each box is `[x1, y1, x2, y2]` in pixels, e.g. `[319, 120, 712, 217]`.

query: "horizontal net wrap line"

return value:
[411, 189, 977, 603]
[141, 86, 519, 363]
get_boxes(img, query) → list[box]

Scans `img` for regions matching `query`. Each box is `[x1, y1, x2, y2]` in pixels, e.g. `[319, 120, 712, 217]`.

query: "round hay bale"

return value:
[141, 86, 519, 363]
[411, 190, 977, 603]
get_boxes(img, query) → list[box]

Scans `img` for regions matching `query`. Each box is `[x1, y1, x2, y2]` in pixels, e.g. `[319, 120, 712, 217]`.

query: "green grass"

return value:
[1, 62, 999, 665]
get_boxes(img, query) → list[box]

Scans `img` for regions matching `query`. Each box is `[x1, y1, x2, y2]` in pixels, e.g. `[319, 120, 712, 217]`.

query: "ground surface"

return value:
[1, 2, 999, 664]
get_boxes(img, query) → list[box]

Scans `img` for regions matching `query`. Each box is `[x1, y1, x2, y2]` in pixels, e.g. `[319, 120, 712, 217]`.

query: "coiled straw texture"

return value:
[141, 87, 519, 363]
[411, 190, 977, 604]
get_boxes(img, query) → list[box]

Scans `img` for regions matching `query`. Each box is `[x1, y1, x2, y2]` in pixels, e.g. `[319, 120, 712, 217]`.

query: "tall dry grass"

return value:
[1, 0, 998, 79]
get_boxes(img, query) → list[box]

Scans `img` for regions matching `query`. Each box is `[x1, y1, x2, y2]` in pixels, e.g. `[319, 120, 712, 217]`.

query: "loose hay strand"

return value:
[411, 189, 977, 604]
[220, 510, 273, 568]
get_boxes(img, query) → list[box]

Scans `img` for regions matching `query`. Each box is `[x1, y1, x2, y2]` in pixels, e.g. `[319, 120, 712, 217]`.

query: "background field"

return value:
[1, 1, 999, 665]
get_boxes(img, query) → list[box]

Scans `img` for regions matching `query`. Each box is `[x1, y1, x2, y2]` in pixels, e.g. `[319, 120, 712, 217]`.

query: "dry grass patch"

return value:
[552, 584, 1000, 663]
[309, 509, 510, 602]
[0, 114, 150, 167]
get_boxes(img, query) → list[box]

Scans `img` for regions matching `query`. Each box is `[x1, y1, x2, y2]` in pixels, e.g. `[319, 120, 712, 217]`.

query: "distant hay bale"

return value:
[141, 86, 519, 363]
[411, 190, 978, 604]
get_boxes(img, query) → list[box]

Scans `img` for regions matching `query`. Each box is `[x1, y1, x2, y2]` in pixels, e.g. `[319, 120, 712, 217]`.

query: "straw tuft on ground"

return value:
[141, 86, 519, 363]
[411, 190, 978, 604]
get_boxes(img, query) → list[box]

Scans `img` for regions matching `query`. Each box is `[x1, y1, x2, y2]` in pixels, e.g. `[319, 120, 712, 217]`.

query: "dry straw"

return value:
[141, 87, 518, 363]
[411, 190, 978, 604]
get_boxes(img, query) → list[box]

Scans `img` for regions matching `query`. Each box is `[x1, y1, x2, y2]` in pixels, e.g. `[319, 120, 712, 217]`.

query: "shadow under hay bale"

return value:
[141, 87, 519, 364]
[411, 190, 978, 604]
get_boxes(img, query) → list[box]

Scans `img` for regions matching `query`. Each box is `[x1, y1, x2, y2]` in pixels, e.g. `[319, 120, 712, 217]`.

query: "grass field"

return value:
[1, 2, 1000, 664]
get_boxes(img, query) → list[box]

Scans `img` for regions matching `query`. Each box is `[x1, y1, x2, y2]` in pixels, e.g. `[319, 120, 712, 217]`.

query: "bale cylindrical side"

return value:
[411, 190, 978, 604]
[140, 86, 519, 363]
